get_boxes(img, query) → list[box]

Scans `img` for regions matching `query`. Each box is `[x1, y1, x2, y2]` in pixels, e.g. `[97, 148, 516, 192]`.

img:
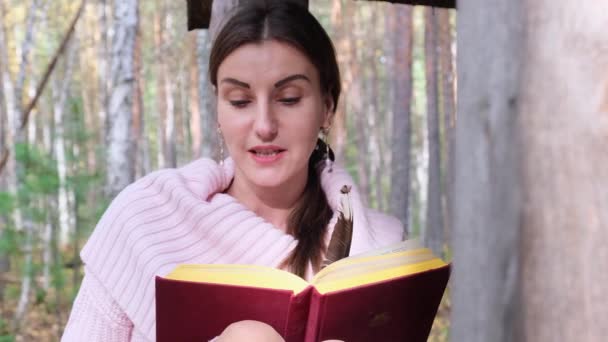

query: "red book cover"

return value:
[156, 264, 450, 342]
[304, 265, 450, 342]
[156, 278, 312, 342]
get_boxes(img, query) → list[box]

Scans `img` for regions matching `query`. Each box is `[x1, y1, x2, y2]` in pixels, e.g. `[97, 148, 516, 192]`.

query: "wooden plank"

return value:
[360, 0, 456, 9]
[187, 0, 213, 31]
[187, 0, 455, 31]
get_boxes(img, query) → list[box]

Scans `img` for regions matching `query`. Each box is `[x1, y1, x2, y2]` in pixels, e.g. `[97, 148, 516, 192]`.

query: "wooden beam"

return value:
[360, 0, 456, 9]
[187, 0, 213, 31]
[186, 0, 455, 31]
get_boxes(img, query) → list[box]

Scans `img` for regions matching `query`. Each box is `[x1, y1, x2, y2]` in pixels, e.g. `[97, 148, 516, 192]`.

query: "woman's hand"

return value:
[216, 320, 284, 342]
[215, 320, 344, 342]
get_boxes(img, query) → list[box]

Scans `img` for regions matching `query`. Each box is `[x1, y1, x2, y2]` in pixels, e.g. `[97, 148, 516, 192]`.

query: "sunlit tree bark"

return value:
[0, 0, 15, 301]
[53, 42, 77, 248]
[105, 0, 138, 198]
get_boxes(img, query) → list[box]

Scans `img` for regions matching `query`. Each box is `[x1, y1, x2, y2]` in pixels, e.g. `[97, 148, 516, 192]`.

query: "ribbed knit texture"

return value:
[62, 158, 403, 341]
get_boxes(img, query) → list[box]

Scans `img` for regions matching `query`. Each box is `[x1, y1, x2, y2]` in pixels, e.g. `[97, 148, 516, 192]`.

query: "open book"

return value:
[155, 239, 450, 342]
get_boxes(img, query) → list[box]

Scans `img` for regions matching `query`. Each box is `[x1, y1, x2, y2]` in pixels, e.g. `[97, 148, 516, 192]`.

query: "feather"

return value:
[322, 185, 354, 268]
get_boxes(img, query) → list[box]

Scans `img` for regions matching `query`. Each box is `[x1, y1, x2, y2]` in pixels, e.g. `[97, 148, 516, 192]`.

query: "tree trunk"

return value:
[97, 0, 110, 173]
[437, 7, 455, 245]
[206, 0, 239, 161]
[4, 0, 42, 328]
[189, 33, 202, 159]
[349, 5, 369, 205]
[132, 6, 148, 178]
[451, 0, 523, 340]
[0, 0, 15, 300]
[424, 7, 444, 257]
[163, 65, 177, 168]
[196, 29, 217, 159]
[105, 0, 138, 198]
[518, 1, 608, 340]
[42, 210, 54, 291]
[453, 1, 608, 341]
[162, 3, 176, 168]
[72, 188, 81, 291]
[154, 1, 167, 168]
[381, 3, 397, 214]
[330, 0, 347, 165]
[54, 40, 77, 248]
[389, 4, 413, 235]
[366, 4, 385, 211]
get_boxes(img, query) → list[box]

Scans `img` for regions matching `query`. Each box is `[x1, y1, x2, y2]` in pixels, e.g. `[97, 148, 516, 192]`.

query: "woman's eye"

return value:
[279, 97, 300, 105]
[229, 100, 250, 108]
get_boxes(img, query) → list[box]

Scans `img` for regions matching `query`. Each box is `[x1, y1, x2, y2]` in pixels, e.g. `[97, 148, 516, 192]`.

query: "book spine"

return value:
[304, 289, 325, 342]
[284, 287, 313, 342]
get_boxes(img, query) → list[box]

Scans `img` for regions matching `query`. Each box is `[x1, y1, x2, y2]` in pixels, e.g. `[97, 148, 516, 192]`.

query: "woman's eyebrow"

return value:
[220, 78, 250, 89]
[274, 74, 310, 88]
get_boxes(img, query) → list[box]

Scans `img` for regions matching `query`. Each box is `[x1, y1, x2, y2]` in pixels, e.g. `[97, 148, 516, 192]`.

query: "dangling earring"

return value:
[321, 127, 333, 173]
[217, 126, 225, 166]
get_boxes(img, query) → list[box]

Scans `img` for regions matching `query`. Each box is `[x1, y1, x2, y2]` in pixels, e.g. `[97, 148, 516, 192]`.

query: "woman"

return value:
[62, 1, 404, 341]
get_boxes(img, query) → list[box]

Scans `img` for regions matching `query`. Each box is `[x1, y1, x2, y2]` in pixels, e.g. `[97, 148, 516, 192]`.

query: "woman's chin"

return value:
[248, 175, 287, 189]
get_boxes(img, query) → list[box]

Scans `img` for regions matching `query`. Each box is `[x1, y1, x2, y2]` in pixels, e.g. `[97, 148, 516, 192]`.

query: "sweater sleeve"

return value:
[62, 269, 134, 342]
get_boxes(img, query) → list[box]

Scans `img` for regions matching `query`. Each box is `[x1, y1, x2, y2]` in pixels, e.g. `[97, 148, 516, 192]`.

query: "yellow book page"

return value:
[312, 248, 434, 283]
[313, 259, 448, 295]
[164, 264, 310, 294]
[349, 238, 423, 258]
[313, 253, 437, 285]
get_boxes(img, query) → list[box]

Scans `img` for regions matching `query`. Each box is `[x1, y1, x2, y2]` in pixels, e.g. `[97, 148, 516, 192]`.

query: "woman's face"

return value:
[216, 39, 332, 190]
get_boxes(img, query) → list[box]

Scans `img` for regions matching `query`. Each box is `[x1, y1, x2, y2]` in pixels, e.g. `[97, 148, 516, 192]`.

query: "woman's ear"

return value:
[322, 96, 334, 128]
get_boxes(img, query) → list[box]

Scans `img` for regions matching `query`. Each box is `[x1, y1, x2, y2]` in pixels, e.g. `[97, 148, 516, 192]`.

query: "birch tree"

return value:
[190, 33, 203, 158]
[53, 42, 77, 248]
[2, 0, 44, 328]
[106, 0, 138, 198]
[0, 0, 14, 299]
[133, 12, 150, 179]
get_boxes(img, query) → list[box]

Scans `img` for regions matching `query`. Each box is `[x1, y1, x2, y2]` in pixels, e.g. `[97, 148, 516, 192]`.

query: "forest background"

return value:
[0, 0, 456, 340]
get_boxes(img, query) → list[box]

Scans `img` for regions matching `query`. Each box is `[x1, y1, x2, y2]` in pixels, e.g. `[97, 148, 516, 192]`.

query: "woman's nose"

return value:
[253, 103, 278, 141]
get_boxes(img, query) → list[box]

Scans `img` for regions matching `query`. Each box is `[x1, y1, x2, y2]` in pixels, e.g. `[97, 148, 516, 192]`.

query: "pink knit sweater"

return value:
[61, 158, 404, 341]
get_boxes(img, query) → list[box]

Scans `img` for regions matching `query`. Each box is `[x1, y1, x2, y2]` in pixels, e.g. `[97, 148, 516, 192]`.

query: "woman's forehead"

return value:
[217, 40, 320, 86]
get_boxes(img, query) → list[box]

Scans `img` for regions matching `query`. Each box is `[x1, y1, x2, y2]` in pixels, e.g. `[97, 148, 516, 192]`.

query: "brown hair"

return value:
[209, 1, 340, 278]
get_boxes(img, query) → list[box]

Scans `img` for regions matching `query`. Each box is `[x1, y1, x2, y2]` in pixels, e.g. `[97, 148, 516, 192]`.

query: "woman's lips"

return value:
[249, 146, 286, 164]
